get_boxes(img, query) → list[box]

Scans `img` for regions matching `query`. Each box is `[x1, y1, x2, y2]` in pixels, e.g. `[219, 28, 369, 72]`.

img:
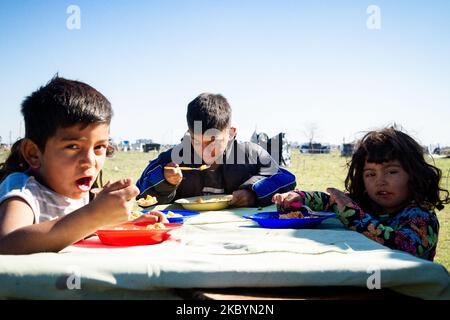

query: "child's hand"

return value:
[272, 191, 302, 211]
[326, 187, 352, 212]
[90, 178, 140, 227]
[131, 210, 169, 224]
[230, 189, 257, 207]
[164, 162, 183, 186]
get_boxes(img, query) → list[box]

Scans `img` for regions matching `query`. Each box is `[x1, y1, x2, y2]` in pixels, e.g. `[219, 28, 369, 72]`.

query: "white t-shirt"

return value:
[0, 172, 89, 223]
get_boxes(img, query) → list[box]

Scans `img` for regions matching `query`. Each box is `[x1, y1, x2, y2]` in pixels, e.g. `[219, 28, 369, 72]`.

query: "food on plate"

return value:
[129, 211, 143, 220]
[194, 197, 229, 204]
[137, 195, 158, 207]
[145, 223, 166, 230]
[166, 211, 183, 218]
[279, 211, 312, 219]
[175, 195, 233, 211]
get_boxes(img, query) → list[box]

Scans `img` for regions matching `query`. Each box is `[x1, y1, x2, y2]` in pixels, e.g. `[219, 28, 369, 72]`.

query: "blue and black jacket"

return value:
[136, 137, 296, 207]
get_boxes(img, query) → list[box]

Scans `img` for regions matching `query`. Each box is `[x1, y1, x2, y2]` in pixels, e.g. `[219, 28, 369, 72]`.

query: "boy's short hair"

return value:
[21, 76, 113, 151]
[186, 93, 231, 133]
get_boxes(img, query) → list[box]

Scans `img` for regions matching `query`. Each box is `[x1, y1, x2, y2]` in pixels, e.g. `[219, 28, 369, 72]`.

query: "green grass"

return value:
[100, 150, 160, 185]
[1, 149, 449, 269]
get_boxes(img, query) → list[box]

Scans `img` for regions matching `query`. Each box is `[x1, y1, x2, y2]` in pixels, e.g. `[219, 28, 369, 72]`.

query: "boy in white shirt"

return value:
[0, 76, 165, 254]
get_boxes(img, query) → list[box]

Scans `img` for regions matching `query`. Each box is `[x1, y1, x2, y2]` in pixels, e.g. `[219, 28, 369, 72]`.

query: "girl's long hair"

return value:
[345, 127, 449, 211]
[0, 139, 28, 182]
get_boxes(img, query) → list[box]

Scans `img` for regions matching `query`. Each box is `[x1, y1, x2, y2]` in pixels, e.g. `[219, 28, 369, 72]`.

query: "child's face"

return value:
[35, 123, 110, 199]
[363, 159, 410, 213]
[190, 128, 235, 165]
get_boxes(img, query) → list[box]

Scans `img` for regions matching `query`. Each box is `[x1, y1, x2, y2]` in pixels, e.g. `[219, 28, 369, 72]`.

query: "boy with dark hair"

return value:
[136, 93, 296, 207]
[0, 77, 164, 254]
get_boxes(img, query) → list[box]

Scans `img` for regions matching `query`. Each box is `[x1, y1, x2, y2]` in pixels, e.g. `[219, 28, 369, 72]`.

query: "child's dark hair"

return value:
[0, 76, 113, 182]
[345, 127, 449, 211]
[186, 93, 231, 133]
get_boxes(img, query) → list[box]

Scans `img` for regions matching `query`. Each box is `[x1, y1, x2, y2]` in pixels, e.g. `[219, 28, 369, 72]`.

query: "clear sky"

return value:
[1, 0, 449, 147]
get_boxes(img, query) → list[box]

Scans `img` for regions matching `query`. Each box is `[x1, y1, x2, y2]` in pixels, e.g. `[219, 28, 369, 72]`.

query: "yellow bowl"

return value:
[175, 194, 233, 211]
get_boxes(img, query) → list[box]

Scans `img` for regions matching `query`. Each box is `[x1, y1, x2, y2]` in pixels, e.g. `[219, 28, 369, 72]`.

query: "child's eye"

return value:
[94, 145, 107, 153]
[66, 144, 80, 150]
[388, 170, 398, 175]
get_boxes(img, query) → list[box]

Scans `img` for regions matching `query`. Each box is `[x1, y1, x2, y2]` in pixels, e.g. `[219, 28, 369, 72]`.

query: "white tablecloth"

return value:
[0, 205, 449, 300]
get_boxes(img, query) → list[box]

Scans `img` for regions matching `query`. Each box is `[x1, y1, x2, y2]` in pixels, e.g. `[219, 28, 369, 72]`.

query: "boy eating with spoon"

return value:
[136, 93, 296, 207]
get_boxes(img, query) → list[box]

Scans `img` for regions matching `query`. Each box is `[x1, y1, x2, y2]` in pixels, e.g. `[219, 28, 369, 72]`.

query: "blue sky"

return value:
[1, 0, 449, 147]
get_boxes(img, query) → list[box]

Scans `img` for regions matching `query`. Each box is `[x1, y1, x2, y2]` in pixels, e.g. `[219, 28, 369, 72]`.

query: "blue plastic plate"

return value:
[243, 211, 336, 229]
[158, 210, 200, 223]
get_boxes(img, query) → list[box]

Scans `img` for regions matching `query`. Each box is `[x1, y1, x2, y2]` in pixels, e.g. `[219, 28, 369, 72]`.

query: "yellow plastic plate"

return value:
[175, 194, 233, 211]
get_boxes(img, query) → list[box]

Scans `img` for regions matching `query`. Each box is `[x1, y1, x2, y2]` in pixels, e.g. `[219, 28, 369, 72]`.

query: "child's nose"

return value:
[80, 149, 96, 166]
[376, 174, 387, 186]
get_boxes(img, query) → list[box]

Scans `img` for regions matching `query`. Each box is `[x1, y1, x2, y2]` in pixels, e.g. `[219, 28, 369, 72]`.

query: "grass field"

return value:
[1, 148, 449, 269]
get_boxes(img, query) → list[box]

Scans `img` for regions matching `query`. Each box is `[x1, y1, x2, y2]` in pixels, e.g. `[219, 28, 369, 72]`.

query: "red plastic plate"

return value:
[96, 222, 181, 246]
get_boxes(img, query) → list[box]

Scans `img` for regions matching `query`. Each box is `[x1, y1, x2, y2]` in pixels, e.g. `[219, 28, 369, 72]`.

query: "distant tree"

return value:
[303, 123, 318, 147]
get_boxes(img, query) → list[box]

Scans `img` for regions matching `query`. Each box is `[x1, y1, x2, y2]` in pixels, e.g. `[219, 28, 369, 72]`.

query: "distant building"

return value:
[433, 146, 450, 157]
[341, 143, 354, 157]
[132, 139, 154, 151]
[143, 143, 161, 152]
[115, 139, 162, 152]
[119, 140, 130, 152]
[299, 143, 330, 154]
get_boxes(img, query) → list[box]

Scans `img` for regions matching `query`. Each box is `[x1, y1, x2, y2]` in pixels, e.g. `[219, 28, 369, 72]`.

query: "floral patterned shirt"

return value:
[293, 190, 440, 261]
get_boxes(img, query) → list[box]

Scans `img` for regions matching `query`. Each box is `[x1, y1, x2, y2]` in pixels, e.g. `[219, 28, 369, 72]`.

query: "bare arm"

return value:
[0, 197, 35, 237]
[0, 178, 139, 255]
[0, 200, 104, 254]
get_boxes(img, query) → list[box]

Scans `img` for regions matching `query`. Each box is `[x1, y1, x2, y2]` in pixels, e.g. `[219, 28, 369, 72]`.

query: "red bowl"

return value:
[96, 222, 182, 246]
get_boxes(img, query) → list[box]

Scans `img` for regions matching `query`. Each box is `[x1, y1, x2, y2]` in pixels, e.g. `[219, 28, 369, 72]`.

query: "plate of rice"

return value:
[243, 210, 336, 229]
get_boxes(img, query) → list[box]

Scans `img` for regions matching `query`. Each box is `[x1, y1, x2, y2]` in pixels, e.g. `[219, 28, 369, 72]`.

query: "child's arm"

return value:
[238, 145, 297, 207]
[294, 190, 334, 212]
[136, 154, 178, 204]
[272, 190, 333, 211]
[0, 199, 110, 254]
[0, 179, 139, 254]
[326, 188, 439, 260]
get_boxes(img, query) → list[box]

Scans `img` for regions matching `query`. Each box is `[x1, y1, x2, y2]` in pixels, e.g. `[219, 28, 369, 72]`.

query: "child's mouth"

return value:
[76, 176, 93, 192]
[376, 191, 392, 198]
